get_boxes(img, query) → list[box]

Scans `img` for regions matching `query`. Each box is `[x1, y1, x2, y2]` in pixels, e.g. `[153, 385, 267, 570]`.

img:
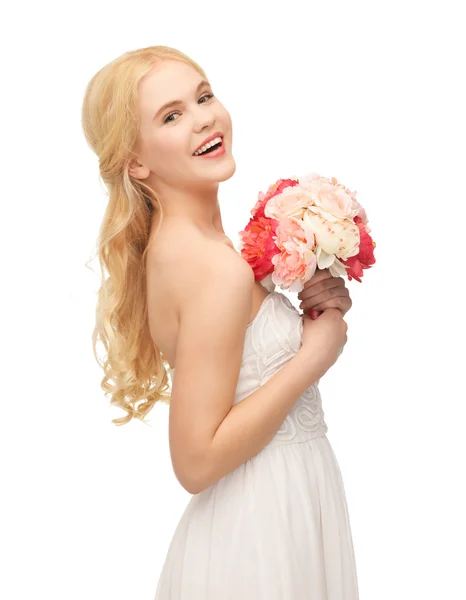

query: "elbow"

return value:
[173, 457, 211, 495]
[178, 473, 207, 495]
[184, 480, 205, 495]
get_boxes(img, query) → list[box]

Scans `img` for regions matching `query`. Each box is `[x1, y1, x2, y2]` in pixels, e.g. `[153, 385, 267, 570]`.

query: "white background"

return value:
[1, 0, 465, 598]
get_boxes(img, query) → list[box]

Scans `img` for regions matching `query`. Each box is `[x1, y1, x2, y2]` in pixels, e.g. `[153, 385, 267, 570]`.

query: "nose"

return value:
[193, 107, 215, 132]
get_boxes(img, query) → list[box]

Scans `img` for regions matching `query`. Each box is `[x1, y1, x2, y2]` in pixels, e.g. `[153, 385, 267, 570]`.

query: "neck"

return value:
[151, 182, 225, 236]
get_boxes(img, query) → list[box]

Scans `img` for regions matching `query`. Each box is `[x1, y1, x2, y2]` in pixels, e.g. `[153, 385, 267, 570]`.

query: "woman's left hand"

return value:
[297, 268, 352, 318]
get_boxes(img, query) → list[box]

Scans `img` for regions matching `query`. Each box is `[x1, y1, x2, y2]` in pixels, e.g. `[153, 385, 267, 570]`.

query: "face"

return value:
[132, 60, 235, 194]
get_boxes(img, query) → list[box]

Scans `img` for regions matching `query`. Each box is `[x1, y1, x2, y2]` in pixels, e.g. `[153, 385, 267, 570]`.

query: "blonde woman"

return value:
[82, 45, 359, 599]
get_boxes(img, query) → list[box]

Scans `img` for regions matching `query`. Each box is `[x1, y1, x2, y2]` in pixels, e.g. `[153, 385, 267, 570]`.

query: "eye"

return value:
[199, 93, 214, 104]
[163, 93, 215, 124]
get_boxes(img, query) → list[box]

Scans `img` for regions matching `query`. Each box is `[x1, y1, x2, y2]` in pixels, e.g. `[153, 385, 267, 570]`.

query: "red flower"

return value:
[239, 215, 280, 281]
[342, 216, 376, 282]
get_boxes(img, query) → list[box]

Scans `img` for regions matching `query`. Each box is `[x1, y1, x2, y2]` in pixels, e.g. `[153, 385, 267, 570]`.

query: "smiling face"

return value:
[134, 60, 236, 195]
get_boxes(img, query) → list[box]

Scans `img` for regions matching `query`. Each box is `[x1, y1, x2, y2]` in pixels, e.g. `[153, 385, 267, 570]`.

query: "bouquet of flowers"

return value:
[238, 172, 376, 316]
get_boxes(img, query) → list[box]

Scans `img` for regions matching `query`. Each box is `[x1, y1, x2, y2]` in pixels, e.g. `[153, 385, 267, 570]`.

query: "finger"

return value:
[299, 278, 346, 305]
[301, 268, 332, 291]
[299, 274, 344, 300]
[300, 288, 349, 312]
[309, 309, 323, 320]
[312, 295, 352, 316]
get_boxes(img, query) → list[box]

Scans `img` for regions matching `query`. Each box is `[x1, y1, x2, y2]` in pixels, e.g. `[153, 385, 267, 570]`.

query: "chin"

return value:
[201, 157, 236, 183]
[220, 158, 236, 180]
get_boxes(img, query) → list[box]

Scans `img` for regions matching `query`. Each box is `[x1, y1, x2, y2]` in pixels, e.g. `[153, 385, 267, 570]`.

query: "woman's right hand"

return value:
[299, 308, 348, 377]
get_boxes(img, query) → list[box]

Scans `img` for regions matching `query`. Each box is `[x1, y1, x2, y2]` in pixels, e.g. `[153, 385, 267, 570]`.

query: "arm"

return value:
[166, 238, 321, 494]
[203, 349, 322, 491]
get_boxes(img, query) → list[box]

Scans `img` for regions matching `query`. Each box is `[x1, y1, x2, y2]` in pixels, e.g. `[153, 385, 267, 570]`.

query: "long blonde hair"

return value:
[81, 46, 208, 426]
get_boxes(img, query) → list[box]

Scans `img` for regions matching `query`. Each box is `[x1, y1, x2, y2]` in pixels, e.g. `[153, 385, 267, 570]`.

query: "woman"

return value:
[82, 45, 359, 599]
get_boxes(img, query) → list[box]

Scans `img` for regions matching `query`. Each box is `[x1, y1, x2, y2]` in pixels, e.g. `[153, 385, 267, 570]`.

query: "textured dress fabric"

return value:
[154, 291, 359, 599]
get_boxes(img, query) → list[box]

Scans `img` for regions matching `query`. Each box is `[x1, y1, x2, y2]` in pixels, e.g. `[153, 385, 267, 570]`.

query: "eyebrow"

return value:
[152, 80, 211, 120]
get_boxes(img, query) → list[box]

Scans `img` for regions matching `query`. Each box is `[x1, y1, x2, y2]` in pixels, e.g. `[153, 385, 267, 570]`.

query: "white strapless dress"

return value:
[154, 290, 359, 599]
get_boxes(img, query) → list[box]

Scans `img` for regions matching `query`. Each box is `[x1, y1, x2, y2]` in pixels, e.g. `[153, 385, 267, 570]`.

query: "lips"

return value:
[193, 131, 224, 155]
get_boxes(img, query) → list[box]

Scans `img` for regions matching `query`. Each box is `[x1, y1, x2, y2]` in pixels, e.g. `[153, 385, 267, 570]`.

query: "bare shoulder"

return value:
[148, 220, 253, 310]
[154, 223, 255, 493]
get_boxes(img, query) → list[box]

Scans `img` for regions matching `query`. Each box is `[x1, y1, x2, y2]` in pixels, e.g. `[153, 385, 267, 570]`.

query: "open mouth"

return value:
[193, 139, 223, 156]
[202, 141, 222, 154]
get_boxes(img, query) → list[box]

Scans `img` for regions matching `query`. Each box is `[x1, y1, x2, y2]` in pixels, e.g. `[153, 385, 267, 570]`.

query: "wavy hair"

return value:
[81, 46, 207, 426]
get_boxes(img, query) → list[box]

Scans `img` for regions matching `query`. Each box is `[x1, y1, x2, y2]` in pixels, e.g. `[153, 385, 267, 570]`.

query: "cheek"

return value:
[149, 133, 187, 162]
[219, 106, 232, 129]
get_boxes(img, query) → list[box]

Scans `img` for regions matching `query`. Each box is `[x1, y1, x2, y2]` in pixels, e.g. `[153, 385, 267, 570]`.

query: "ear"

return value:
[128, 158, 150, 180]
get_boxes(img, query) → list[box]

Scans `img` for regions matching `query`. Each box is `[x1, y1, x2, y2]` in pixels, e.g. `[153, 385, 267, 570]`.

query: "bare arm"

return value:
[164, 236, 321, 494]
[203, 349, 322, 492]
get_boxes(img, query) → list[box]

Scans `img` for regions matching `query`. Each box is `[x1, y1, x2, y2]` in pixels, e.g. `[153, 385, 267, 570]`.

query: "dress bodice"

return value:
[169, 291, 328, 448]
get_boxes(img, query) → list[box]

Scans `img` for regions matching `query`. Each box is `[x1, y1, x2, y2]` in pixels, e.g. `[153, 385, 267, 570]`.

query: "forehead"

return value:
[139, 60, 206, 117]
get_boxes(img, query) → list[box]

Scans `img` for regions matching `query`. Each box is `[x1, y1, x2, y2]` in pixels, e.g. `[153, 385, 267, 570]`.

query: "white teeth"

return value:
[194, 136, 223, 155]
